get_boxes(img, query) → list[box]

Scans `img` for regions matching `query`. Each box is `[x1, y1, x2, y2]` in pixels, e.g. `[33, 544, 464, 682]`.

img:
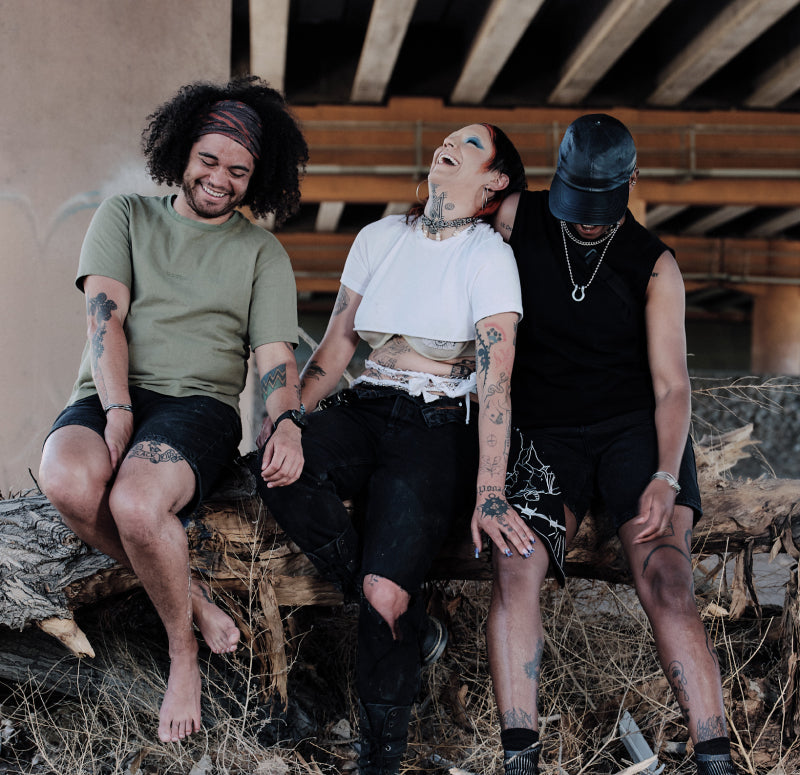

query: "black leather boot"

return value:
[357, 701, 412, 775]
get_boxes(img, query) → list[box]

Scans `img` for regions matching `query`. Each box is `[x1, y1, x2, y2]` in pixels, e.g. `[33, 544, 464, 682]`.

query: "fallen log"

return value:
[1, 426, 798, 705]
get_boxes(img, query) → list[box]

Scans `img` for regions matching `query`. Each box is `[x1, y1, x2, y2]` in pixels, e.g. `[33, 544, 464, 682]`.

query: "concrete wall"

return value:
[0, 0, 231, 495]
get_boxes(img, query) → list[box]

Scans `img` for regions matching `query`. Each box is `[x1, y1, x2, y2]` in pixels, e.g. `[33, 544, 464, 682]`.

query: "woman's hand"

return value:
[471, 487, 536, 558]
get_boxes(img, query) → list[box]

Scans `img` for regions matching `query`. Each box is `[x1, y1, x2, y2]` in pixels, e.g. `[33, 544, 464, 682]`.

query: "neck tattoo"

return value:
[560, 220, 619, 302]
[420, 213, 478, 240]
[421, 182, 477, 240]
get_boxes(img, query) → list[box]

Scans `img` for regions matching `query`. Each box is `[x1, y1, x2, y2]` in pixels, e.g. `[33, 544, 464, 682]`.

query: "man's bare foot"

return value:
[159, 653, 202, 742]
[191, 579, 240, 654]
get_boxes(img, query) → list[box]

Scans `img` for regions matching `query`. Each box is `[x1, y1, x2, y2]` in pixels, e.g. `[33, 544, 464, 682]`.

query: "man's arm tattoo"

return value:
[260, 363, 287, 401]
[87, 292, 118, 369]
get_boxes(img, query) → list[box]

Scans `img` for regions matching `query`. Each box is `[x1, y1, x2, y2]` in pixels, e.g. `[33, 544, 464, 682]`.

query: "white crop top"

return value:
[340, 215, 522, 358]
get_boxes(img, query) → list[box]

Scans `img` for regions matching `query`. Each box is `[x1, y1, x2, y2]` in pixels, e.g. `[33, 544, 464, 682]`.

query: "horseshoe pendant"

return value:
[571, 284, 586, 302]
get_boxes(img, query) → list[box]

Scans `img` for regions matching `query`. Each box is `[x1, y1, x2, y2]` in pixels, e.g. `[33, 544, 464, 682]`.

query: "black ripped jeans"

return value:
[252, 385, 478, 705]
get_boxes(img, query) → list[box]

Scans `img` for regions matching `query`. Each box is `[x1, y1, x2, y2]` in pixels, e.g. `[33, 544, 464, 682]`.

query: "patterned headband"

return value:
[195, 99, 262, 160]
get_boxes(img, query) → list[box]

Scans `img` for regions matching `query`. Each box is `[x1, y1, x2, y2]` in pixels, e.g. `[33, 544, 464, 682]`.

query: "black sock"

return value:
[501, 728, 539, 757]
[694, 737, 731, 757]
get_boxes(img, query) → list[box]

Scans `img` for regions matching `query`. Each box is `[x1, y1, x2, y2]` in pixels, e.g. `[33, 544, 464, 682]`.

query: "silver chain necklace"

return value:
[560, 220, 619, 302]
[560, 220, 614, 247]
[420, 213, 478, 240]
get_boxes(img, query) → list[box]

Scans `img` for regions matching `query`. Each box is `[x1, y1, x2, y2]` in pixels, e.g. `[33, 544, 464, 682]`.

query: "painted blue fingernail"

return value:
[505, 549, 513, 557]
[474, 547, 480, 559]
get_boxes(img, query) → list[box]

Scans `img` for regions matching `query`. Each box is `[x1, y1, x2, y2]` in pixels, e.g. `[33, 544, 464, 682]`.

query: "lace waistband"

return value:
[350, 360, 476, 422]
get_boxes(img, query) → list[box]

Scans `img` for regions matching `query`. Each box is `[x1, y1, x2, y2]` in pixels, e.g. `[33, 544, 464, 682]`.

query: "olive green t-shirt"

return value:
[69, 194, 298, 413]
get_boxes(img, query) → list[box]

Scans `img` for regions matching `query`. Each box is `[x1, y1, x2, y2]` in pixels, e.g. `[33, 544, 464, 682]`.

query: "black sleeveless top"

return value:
[509, 190, 673, 429]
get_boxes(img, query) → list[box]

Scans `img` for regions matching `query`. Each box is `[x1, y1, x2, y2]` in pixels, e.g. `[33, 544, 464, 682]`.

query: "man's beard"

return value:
[181, 179, 243, 220]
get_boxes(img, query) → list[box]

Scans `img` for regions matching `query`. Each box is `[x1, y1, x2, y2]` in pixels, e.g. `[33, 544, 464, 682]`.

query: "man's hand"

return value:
[471, 489, 536, 559]
[630, 478, 677, 544]
[104, 408, 133, 471]
[259, 420, 304, 487]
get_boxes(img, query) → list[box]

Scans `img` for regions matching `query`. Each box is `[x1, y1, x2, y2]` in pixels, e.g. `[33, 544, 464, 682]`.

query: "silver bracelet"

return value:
[104, 403, 133, 414]
[651, 470, 681, 494]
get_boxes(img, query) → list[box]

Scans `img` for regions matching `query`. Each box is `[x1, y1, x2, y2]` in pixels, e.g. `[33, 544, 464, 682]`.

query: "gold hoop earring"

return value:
[416, 180, 428, 204]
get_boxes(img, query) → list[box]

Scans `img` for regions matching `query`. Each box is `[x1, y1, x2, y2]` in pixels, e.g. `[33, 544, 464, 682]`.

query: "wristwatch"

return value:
[273, 408, 307, 431]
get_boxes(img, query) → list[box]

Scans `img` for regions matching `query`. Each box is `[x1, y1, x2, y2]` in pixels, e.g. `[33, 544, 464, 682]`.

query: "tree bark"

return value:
[2, 427, 798, 704]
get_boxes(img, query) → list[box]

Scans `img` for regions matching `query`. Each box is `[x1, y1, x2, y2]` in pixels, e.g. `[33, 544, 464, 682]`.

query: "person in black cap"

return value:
[39, 76, 308, 744]
[471, 114, 739, 775]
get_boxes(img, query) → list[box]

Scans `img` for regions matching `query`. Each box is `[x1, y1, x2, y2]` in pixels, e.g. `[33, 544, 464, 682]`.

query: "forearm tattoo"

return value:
[127, 441, 185, 464]
[303, 359, 326, 383]
[260, 363, 287, 401]
[479, 454, 504, 476]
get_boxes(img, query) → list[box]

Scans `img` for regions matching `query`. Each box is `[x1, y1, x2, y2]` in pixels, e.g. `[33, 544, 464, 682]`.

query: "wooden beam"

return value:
[249, 0, 290, 93]
[314, 202, 345, 232]
[648, 0, 800, 106]
[684, 206, 755, 236]
[549, 0, 670, 105]
[645, 204, 688, 228]
[746, 43, 800, 108]
[350, 0, 417, 103]
[382, 202, 412, 218]
[640, 178, 800, 208]
[450, 0, 544, 104]
[300, 174, 421, 203]
[747, 208, 800, 237]
[300, 174, 800, 208]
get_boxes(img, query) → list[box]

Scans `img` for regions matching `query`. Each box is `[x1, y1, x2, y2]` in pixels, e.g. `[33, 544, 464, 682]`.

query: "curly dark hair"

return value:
[407, 123, 527, 224]
[141, 76, 308, 225]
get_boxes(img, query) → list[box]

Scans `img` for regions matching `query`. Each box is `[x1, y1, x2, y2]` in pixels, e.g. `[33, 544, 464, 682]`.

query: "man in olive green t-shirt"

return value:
[39, 78, 309, 744]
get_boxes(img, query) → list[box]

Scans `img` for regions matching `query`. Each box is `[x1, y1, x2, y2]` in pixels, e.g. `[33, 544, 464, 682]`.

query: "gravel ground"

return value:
[690, 373, 800, 480]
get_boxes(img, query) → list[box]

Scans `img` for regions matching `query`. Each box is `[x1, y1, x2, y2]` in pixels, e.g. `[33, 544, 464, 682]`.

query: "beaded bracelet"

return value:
[104, 403, 134, 414]
[651, 470, 681, 494]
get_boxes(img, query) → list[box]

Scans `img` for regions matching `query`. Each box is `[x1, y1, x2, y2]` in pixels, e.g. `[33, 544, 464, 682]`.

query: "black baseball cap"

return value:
[549, 114, 637, 225]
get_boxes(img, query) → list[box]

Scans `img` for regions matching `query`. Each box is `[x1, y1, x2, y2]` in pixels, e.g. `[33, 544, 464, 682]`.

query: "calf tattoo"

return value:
[696, 714, 726, 741]
[501, 707, 534, 730]
[667, 659, 690, 721]
[524, 638, 544, 684]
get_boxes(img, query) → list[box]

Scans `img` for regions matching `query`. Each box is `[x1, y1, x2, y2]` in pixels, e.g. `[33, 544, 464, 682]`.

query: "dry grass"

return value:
[1, 571, 796, 775]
